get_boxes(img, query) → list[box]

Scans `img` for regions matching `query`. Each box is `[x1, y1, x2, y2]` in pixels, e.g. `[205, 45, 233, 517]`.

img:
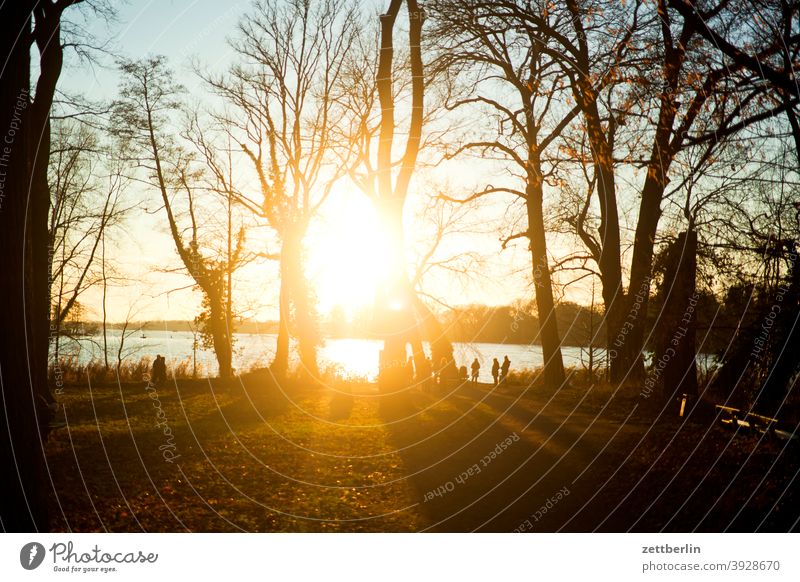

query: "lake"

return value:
[56, 330, 610, 382]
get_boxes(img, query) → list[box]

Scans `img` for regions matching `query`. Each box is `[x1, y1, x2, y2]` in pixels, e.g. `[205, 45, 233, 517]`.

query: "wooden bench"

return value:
[714, 404, 795, 439]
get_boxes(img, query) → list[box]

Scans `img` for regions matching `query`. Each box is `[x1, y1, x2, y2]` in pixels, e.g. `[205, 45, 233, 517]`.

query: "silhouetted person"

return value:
[470, 358, 480, 384]
[458, 365, 468, 381]
[500, 355, 510, 385]
[491, 358, 500, 386]
[152, 354, 166, 386]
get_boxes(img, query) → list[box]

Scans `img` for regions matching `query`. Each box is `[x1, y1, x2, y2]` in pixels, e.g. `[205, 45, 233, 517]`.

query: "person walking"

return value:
[500, 355, 510, 385]
[491, 358, 500, 386]
[470, 358, 480, 384]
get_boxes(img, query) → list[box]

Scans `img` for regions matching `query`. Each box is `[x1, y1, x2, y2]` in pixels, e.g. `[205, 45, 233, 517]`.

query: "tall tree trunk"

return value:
[588, 122, 625, 383]
[526, 171, 565, 387]
[0, 1, 48, 532]
[208, 298, 233, 379]
[31, 118, 53, 406]
[620, 4, 688, 382]
[226, 186, 234, 375]
[374, 1, 412, 378]
[373, 0, 456, 393]
[102, 232, 110, 370]
[271, 227, 319, 378]
[272, 244, 291, 376]
[375, 199, 413, 390]
[31, 0, 66, 410]
[761, 244, 800, 414]
[622, 176, 665, 382]
[589, 130, 626, 383]
[566, 0, 626, 383]
[654, 230, 698, 399]
[288, 234, 320, 380]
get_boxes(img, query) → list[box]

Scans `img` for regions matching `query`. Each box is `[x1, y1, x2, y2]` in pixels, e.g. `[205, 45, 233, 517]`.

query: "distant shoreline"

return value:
[69, 323, 609, 349]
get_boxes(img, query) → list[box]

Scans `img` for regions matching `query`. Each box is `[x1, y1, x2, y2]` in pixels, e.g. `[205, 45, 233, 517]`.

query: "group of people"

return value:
[404, 354, 512, 388]
[470, 355, 511, 386]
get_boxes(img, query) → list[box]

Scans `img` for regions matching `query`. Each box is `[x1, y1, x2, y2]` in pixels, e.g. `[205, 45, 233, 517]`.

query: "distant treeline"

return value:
[328, 302, 605, 347]
[75, 287, 755, 353]
[331, 290, 756, 353]
[76, 320, 280, 334]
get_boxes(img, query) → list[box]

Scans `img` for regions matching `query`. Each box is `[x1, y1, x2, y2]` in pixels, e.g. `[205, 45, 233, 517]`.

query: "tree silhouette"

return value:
[430, 0, 582, 387]
[204, 0, 362, 378]
[114, 57, 244, 379]
[0, 0, 111, 533]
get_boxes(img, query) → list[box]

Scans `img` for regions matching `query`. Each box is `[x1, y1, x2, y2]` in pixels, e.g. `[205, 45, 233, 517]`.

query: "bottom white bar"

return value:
[1, 534, 797, 581]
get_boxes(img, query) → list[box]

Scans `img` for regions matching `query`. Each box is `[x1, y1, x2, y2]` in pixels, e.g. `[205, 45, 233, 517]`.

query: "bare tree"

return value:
[429, 0, 589, 387]
[203, 0, 361, 378]
[467, 0, 790, 385]
[335, 0, 462, 391]
[616, 0, 795, 382]
[114, 57, 245, 380]
[47, 120, 132, 365]
[668, 0, 800, 166]
[114, 303, 147, 376]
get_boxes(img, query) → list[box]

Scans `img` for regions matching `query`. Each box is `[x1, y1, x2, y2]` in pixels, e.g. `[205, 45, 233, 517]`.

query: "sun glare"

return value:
[307, 188, 393, 316]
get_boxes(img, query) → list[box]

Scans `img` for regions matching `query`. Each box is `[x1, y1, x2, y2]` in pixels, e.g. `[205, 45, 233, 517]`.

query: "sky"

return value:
[55, 0, 586, 324]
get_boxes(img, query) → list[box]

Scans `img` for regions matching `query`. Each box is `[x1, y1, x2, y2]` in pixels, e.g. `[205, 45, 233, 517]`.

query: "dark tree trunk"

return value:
[373, 0, 456, 396]
[272, 242, 291, 376]
[0, 1, 50, 532]
[271, 228, 319, 379]
[654, 230, 698, 398]
[375, 200, 414, 391]
[566, 0, 626, 384]
[761, 245, 800, 414]
[526, 175, 565, 388]
[290, 257, 320, 380]
[594, 155, 626, 384]
[619, 9, 687, 383]
[620, 175, 665, 383]
[573, 75, 626, 382]
[373, 1, 418, 393]
[208, 297, 233, 379]
[31, 119, 53, 405]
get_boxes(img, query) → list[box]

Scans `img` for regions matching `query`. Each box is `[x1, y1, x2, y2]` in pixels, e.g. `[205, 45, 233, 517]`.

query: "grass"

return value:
[50, 356, 205, 385]
[45, 367, 800, 532]
[47, 372, 420, 531]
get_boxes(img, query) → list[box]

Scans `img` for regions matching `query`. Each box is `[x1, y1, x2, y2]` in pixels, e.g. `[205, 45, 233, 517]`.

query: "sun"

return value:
[306, 187, 394, 317]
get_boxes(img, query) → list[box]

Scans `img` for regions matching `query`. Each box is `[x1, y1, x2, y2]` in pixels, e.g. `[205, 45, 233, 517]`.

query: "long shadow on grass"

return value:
[379, 380, 632, 532]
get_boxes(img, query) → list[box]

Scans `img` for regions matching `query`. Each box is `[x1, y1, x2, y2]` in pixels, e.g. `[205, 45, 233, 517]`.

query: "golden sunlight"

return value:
[307, 187, 394, 316]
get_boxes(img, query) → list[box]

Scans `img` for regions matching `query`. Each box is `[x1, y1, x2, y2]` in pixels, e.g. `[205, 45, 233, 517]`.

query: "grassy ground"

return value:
[45, 370, 800, 532]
